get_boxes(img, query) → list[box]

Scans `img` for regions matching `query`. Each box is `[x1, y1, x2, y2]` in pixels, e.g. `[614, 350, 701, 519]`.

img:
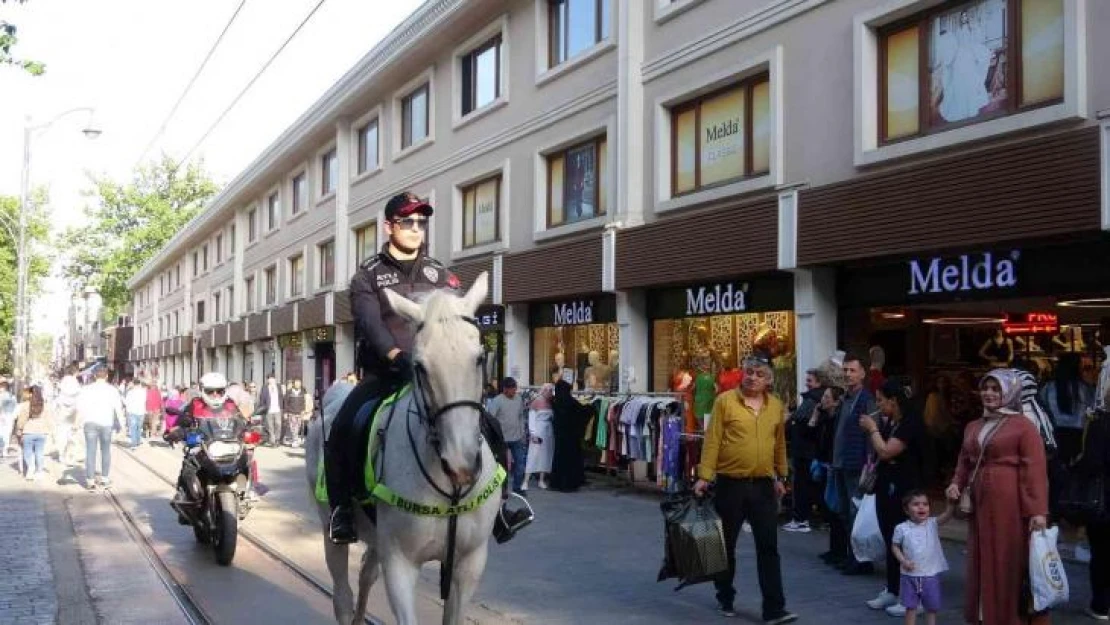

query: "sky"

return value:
[0, 0, 423, 338]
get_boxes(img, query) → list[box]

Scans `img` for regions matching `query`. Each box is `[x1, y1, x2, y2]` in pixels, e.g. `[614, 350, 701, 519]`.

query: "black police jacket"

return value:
[350, 245, 458, 376]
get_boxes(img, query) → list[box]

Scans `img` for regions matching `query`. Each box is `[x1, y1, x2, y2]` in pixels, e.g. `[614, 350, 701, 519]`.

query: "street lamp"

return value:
[13, 107, 102, 382]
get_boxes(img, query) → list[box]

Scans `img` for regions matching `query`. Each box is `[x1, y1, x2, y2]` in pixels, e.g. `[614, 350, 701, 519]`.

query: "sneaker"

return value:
[1086, 608, 1110, 621]
[782, 520, 811, 533]
[98, 476, 112, 488]
[742, 522, 752, 533]
[886, 603, 922, 617]
[717, 602, 737, 617]
[86, 482, 97, 492]
[764, 611, 798, 624]
[25, 473, 34, 481]
[538, 478, 549, 490]
[867, 590, 899, 610]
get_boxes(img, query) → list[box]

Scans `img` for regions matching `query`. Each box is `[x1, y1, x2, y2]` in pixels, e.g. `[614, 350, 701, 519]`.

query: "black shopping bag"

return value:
[657, 491, 728, 590]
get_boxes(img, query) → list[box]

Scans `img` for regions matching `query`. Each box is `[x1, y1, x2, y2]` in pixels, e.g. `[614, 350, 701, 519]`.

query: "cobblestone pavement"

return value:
[0, 463, 58, 625]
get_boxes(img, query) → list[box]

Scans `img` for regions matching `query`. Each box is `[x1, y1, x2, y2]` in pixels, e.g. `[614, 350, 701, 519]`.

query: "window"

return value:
[213, 292, 222, 322]
[174, 311, 180, 334]
[355, 224, 377, 264]
[244, 277, 255, 313]
[462, 35, 502, 115]
[193, 252, 199, 275]
[292, 173, 307, 215]
[247, 209, 258, 242]
[671, 75, 771, 195]
[461, 175, 501, 248]
[196, 300, 206, 325]
[321, 150, 337, 196]
[401, 84, 430, 149]
[549, 0, 611, 67]
[547, 136, 607, 227]
[215, 234, 224, 263]
[318, 240, 335, 287]
[879, 0, 1064, 143]
[227, 286, 235, 318]
[160, 275, 165, 296]
[264, 267, 276, 306]
[229, 225, 236, 255]
[267, 192, 279, 230]
[289, 254, 304, 298]
[202, 245, 209, 271]
[356, 119, 379, 174]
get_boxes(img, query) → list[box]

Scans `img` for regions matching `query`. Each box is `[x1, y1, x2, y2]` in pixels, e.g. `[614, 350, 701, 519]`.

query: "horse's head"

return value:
[384, 272, 489, 489]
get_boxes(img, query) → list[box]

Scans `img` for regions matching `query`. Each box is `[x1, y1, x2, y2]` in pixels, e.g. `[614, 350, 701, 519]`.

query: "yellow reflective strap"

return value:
[371, 465, 506, 517]
[362, 385, 412, 499]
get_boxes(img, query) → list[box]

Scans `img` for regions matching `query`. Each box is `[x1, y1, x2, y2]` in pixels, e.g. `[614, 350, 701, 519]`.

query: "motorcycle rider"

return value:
[165, 372, 249, 507]
[325, 191, 528, 545]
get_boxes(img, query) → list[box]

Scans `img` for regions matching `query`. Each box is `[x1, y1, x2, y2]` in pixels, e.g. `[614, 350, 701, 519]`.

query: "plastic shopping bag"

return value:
[850, 494, 886, 563]
[657, 491, 728, 590]
[1029, 526, 1069, 612]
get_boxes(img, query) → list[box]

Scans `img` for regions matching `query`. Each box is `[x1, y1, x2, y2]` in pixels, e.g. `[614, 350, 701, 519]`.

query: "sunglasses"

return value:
[392, 217, 428, 231]
[203, 388, 223, 396]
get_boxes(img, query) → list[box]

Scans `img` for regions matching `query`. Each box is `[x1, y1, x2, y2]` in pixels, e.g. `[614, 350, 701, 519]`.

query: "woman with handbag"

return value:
[860, 379, 926, 617]
[946, 369, 1049, 625]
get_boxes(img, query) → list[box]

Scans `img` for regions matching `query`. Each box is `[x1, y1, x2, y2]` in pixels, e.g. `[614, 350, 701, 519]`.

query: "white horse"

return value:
[305, 273, 501, 625]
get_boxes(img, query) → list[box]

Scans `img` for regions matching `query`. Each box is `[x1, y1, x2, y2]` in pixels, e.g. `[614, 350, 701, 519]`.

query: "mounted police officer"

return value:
[325, 192, 451, 543]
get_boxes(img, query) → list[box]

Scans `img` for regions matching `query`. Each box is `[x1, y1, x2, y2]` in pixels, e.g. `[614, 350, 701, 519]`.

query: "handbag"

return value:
[958, 418, 1007, 517]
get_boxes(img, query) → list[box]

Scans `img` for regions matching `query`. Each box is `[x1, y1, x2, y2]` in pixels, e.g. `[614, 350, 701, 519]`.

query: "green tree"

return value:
[1, 0, 45, 75]
[0, 192, 51, 373]
[63, 156, 219, 321]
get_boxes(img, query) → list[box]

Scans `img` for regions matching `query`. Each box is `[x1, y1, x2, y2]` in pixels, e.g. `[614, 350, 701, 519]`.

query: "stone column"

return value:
[616, 289, 648, 393]
[793, 268, 838, 393]
[504, 304, 530, 384]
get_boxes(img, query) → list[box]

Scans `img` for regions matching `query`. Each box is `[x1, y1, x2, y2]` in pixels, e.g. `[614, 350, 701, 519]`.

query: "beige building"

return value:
[128, 0, 1109, 406]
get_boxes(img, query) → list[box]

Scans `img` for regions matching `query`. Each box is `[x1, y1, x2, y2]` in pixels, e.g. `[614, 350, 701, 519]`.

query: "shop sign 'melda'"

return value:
[907, 250, 1020, 295]
[553, 300, 593, 325]
[686, 283, 748, 316]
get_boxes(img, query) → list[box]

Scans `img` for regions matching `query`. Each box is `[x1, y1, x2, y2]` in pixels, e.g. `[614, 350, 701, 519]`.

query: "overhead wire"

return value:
[179, 0, 329, 165]
[134, 0, 249, 167]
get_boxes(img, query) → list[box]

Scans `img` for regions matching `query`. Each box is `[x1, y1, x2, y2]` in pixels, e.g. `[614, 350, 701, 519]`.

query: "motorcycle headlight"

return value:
[206, 441, 243, 460]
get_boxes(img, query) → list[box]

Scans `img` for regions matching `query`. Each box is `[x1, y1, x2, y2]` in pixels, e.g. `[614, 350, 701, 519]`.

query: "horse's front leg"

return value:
[353, 543, 380, 625]
[443, 542, 490, 625]
[382, 549, 421, 625]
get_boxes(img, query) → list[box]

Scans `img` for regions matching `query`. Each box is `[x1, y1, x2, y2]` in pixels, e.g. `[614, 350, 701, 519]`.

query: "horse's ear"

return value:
[384, 288, 424, 325]
[462, 272, 488, 315]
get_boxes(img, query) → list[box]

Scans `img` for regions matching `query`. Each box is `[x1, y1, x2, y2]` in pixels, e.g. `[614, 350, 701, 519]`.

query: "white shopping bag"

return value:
[1029, 526, 1069, 612]
[850, 494, 885, 563]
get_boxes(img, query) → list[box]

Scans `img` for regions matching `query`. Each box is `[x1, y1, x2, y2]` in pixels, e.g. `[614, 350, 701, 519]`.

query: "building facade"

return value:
[127, 0, 1110, 406]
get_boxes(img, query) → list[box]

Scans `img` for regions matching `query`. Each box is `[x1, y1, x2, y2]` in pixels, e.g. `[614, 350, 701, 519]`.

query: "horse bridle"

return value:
[406, 314, 490, 502]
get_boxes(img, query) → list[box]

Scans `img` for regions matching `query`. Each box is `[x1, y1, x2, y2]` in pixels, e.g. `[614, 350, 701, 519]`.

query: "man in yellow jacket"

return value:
[694, 351, 796, 624]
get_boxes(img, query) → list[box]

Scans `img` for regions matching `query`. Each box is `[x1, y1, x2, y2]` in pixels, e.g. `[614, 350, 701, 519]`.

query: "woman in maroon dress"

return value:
[946, 369, 1049, 625]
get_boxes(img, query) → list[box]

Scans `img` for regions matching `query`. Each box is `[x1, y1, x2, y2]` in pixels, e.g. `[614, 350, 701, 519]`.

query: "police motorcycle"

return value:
[164, 373, 262, 566]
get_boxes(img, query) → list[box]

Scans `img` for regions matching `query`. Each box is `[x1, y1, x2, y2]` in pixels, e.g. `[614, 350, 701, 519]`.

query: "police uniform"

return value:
[350, 245, 459, 378]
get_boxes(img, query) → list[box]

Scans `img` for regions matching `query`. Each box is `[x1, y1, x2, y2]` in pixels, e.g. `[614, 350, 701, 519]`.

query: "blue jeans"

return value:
[507, 439, 527, 492]
[127, 413, 144, 448]
[22, 433, 46, 475]
[84, 423, 113, 480]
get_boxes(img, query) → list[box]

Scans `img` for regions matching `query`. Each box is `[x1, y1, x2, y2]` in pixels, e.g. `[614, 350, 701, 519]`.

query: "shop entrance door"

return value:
[314, 342, 335, 396]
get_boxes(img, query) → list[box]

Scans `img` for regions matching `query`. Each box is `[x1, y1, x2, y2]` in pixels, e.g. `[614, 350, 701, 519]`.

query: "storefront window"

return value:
[530, 296, 619, 389]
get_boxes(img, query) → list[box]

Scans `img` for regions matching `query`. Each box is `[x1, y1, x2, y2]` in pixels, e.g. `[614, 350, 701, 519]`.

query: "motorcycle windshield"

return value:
[196, 417, 246, 442]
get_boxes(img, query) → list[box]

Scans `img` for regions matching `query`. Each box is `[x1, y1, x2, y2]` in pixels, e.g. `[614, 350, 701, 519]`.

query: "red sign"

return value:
[1003, 312, 1059, 335]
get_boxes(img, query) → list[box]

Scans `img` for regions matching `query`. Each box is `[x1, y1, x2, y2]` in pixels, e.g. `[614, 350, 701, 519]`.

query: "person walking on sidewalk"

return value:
[829, 353, 877, 576]
[145, 376, 164, 438]
[784, 368, 827, 533]
[14, 385, 56, 481]
[0, 380, 17, 458]
[124, 379, 147, 451]
[256, 375, 283, 447]
[77, 367, 125, 489]
[489, 377, 527, 495]
[281, 378, 309, 448]
[694, 351, 797, 625]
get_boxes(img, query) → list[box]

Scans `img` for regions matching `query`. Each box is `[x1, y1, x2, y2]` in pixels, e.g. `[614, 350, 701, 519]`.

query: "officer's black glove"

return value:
[390, 351, 414, 381]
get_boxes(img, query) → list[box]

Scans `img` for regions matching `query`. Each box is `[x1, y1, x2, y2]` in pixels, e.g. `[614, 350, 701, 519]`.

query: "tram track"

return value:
[108, 444, 382, 625]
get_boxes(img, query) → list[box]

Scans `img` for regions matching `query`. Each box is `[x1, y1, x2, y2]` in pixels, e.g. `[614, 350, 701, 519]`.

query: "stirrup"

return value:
[493, 492, 534, 544]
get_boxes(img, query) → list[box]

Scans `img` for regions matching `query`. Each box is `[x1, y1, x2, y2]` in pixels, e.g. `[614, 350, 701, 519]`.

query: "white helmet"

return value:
[199, 372, 229, 409]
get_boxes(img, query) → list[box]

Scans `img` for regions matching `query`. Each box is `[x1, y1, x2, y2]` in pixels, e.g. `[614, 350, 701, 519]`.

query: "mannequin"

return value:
[576, 342, 591, 391]
[554, 351, 575, 386]
[584, 350, 610, 391]
[716, 350, 742, 393]
[868, 344, 887, 393]
[608, 349, 620, 393]
[671, 351, 695, 432]
[979, 328, 1014, 367]
[692, 352, 716, 432]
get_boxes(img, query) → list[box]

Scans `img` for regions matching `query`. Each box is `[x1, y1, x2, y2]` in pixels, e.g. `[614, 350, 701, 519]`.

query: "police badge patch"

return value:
[423, 266, 439, 283]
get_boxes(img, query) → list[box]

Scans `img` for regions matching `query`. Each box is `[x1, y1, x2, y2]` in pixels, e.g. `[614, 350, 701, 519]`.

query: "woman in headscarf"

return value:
[946, 369, 1049, 625]
[524, 383, 555, 490]
[549, 380, 591, 492]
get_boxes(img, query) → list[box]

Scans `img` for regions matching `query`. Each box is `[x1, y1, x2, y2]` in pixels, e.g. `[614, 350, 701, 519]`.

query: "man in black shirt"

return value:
[325, 192, 456, 543]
